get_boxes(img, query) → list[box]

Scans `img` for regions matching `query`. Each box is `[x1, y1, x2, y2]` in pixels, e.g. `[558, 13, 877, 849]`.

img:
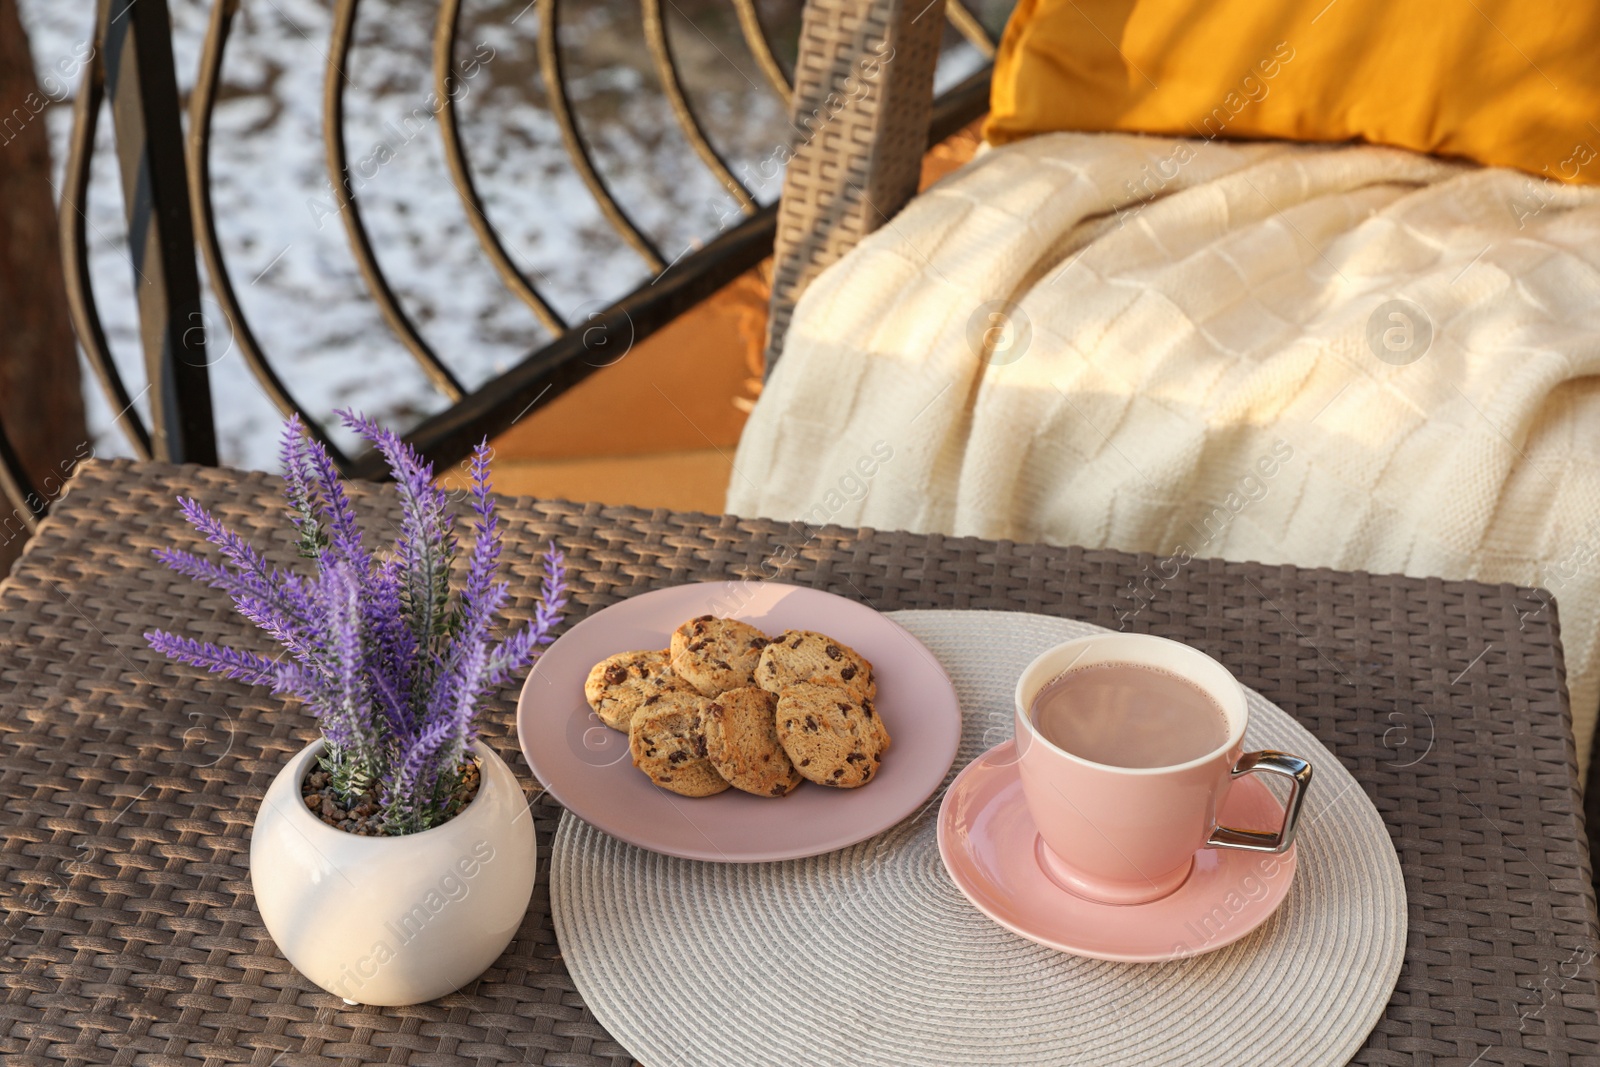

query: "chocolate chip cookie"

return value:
[584, 648, 694, 731]
[702, 686, 803, 798]
[668, 615, 771, 696]
[756, 630, 876, 701]
[628, 692, 730, 797]
[775, 682, 890, 788]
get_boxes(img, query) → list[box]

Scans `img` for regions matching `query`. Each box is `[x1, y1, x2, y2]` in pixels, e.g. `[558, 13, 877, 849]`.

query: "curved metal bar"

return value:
[730, 0, 792, 101]
[58, 31, 153, 460]
[324, 0, 465, 401]
[643, 0, 757, 215]
[190, 0, 354, 468]
[537, 0, 667, 272]
[945, 0, 997, 59]
[433, 0, 565, 335]
[350, 203, 778, 480]
[0, 425, 44, 536]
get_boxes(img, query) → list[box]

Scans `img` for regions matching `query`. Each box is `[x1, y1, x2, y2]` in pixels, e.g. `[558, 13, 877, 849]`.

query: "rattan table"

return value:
[0, 458, 1596, 1065]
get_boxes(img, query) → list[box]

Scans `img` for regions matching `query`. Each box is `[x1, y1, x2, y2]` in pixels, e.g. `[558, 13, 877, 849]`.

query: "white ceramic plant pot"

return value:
[251, 739, 536, 1006]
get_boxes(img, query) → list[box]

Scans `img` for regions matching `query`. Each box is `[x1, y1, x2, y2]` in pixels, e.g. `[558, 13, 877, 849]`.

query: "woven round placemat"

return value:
[551, 610, 1407, 1066]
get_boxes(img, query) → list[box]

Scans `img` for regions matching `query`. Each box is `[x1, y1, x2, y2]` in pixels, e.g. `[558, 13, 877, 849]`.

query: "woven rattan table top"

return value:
[0, 458, 1595, 1065]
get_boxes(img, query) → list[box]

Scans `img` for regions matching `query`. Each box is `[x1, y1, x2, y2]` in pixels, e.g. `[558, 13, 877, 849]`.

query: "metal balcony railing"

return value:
[6, 0, 1008, 517]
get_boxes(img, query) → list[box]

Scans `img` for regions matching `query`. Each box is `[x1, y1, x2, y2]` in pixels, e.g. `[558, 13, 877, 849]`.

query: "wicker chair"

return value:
[760, 2, 1600, 844]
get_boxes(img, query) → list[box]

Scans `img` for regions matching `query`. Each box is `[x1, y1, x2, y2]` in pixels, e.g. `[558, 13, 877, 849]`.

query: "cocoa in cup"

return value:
[1013, 633, 1311, 906]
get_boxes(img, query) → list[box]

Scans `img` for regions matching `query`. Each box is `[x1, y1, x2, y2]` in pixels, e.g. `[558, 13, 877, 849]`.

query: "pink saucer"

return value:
[938, 741, 1297, 962]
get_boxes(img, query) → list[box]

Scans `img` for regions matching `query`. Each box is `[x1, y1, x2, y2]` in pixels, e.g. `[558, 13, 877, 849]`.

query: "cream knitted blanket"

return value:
[729, 132, 1600, 773]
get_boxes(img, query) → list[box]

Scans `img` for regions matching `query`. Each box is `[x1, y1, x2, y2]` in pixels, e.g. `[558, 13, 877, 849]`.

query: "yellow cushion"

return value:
[986, 0, 1600, 184]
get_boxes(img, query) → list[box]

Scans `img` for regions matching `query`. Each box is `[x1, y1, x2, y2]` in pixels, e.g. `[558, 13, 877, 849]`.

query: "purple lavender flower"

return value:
[145, 414, 567, 836]
[144, 630, 315, 696]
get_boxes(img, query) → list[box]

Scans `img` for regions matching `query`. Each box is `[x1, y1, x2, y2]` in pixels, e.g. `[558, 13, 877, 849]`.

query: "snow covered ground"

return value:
[19, 0, 987, 469]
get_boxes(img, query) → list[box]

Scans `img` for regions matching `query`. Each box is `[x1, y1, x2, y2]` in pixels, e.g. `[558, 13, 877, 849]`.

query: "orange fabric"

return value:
[986, 0, 1600, 184]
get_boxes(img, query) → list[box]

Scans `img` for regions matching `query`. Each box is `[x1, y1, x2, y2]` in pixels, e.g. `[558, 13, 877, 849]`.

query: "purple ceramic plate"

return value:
[516, 581, 961, 862]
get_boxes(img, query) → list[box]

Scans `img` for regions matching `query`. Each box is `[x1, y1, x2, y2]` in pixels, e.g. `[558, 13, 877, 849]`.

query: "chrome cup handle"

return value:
[1205, 750, 1313, 854]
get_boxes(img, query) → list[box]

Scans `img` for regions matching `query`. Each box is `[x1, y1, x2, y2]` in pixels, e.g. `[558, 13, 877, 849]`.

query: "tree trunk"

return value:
[0, 0, 90, 573]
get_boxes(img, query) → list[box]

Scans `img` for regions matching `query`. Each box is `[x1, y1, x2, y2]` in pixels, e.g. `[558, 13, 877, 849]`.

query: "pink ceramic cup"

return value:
[1012, 633, 1312, 906]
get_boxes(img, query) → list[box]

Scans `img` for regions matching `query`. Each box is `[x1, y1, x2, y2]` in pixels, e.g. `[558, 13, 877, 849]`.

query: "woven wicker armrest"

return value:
[764, 0, 950, 371]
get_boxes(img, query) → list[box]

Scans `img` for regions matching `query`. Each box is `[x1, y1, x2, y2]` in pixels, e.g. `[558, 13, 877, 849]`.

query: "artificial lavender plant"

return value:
[146, 410, 567, 836]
